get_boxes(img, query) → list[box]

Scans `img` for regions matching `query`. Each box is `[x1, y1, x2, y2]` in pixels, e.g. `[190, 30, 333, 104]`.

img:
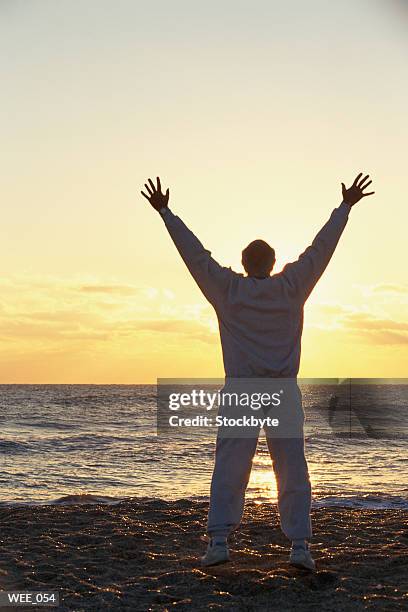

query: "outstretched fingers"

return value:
[361, 182, 373, 195]
[148, 178, 156, 193]
[141, 190, 150, 201]
[359, 175, 374, 197]
[353, 173, 363, 186]
[357, 173, 374, 197]
[358, 174, 370, 188]
[144, 182, 154, 195]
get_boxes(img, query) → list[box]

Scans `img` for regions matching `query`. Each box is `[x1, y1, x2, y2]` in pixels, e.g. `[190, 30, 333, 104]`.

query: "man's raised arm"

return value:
[141, 176, 233, 306]
[281, 173, 375, 300]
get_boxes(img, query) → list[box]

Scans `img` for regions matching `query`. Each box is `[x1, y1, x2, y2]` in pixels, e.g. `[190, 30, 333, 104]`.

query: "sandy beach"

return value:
[0, 498, 407, 611]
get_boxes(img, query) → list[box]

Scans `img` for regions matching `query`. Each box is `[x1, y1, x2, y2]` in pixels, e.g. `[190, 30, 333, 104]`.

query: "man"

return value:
[141, 173, 374, 570]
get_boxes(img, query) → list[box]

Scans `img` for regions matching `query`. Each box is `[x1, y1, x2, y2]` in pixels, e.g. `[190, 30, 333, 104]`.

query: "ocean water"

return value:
[0, 384, 407, 509]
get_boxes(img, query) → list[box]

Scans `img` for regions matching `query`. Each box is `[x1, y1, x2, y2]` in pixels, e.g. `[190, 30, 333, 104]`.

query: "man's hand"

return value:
[141, 176, 169, 211]
[341, 173, 375, 206]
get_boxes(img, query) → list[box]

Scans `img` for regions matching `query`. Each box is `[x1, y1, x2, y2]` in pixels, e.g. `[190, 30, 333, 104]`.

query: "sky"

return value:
[0, 0, 407, 382]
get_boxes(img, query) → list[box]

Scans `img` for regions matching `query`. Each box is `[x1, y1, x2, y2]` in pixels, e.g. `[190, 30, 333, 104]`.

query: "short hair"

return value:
[242, 239, 275, 274]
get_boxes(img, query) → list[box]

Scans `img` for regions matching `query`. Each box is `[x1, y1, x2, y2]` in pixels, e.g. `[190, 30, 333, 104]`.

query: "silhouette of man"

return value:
[141, 173, 374, 570]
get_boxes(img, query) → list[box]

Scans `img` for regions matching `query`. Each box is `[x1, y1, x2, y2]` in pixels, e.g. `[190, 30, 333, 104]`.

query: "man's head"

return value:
[242, 239, 275, 278]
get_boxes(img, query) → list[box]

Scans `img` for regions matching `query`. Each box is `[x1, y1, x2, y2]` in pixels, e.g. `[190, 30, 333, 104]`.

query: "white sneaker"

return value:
[289, 546, 316, 571]
[201, 540, 230, 567]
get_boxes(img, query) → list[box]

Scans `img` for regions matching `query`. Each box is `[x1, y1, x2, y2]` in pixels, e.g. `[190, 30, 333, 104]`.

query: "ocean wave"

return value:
[0, 433, 144, 455]
[312, 494, 408, 510]
[0, 493, 124, 507]
[52, 493, 124, 505]
[15, 420, 79, 430]
[1, 492, 407, 510]
[0, 440, 30, 454]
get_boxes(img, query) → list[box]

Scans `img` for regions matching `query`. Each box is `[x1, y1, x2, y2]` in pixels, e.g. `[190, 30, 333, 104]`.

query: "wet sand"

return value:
[0, 498, 407, 611]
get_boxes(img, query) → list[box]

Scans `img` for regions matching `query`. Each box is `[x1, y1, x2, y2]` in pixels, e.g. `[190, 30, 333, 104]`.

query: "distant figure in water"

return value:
[141, 173, 374, 571]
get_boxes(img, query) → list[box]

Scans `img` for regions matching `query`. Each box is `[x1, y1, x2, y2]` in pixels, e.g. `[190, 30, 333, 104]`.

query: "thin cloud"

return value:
[354, 330, 408, 345]
[131, 319, 217, 344]
[344, 313, 408, 332]
[316, 304, 349, 316]
[372, 284, 408, 295]
[342, 313, 408, 345]
[78, 284, 138, 295]
[0, 275, 217, 348]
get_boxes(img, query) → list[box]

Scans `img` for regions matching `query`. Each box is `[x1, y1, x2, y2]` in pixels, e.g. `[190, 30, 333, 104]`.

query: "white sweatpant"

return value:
[207, 434, 312, 541]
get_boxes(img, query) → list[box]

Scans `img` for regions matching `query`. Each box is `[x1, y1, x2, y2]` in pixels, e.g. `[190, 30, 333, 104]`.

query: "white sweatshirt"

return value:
[161, 202, 351, 378]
